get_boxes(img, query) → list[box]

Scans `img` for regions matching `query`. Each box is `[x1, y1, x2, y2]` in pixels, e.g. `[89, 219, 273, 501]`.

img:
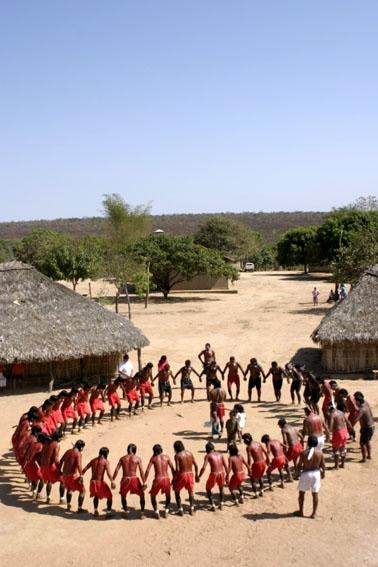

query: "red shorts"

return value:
[267, 455, 287, 474]
[206, 472, 225, 490]
[51, 409, 64, 426]
[77, 402, 91, 418]
[108, 392, 120, 407]
[126, 389, 140, 404]
[62, 407, 78, 420]
[120, 476, 144, 496]
[285, 443, 303, 462]
[229, 471, 246, 490]
[227, 375, 240, 386]
[24, 462, 42, 482]
[217, 403, 225, 419]
[40, 464, 61, 484]
[90, 398, 105, 412]
[139, 382, 153, 396]
[150, 477, 171, 496]
[250, 461, 266, 479]
[332, 427, 348, 449]
[173, 472, 194, 493]
[63, 475, 85, 493]
[90, 480, 112, 499]
[43, 416, 57, 435]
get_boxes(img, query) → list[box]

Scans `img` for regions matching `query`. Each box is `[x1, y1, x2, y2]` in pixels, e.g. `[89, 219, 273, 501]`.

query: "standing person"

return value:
[264, 361, 286, 402]
[339, 284, 347, 300]
[119, 353, 134, 378]
[40, 430, 65, 504]
[107, 378, 123, 421]
[227, 443, 249, 505]
[157, 355, 169, 372]
[209, 379, 227, 439]
[145, 444, 175, 519]
[82, 447, 115, 517]
[312, 287, 320, 306]
[354, 392, 375, 462]
[23, 431, 45, 499]
[153, 364, 176, 407]
[138, 363, 154, 410]
[304, 372, 321, 415]
[328, 404, 353, 469]
[261, 434, 290, 489]
[90, 383, 106, 425]
[198, 442, 228, 511]
[225, 411, 239, 446]
[113, 443, 146, 518]
[301, 407, 328, 451]
[278, 418, 303, 478]
[339, 389, 359, 433]
[172, 440, 199, 516]
[198, 343, 216, 371]
[123, 374, 140, 416]
[242, 433, 267, 498]
[244, 357, 266, 402]
[295, 435, 325, 519]
[319, 378, 334, 426]
[50, 392, 66, 431]
[76, 383, 92, 431]
[223, 356, 244, 401]
[204, 360, 224, 400]
[174, 360, 201, 403]
[285, 363, 303, 405]
[61, 388, 79, 434]
[234, 403, 247, 441]
[59, 439, 86, 513]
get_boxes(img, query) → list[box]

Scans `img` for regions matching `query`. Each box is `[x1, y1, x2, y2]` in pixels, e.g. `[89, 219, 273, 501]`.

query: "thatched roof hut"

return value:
[312, 265, 378, 372]
[0, 261, 149, 387]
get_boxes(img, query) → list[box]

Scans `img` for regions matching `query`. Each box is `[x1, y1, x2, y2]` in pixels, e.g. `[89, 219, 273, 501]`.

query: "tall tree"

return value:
[332, 227, 378, 284]
[276, 226, 319, 273]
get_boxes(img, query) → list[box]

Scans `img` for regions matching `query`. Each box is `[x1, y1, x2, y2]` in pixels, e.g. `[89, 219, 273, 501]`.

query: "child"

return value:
[234, 404, 246, 442]
[226, 411, 238, 446]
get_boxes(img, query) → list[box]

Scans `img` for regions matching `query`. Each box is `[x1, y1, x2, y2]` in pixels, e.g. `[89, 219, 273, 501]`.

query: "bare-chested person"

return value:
[40, 430, 65, 504]
[209, 379, 227, 439]
[227, 442, 249, 505]
[83, 446, 115, 517]
[264, 361, 286, 402]
[172, 440, 199, 516]
[223, 356, 244, 401]
[242, 433, 267, 497]
[152, 364, 176, 406]
[278, 418, 303, 479]
[198, 441, 228, 510]
[354, 391, 375, 462]
[204, 360, 224, 400]
[261, 434, 291, 489]
[244, 357, 266, 402]
[107, 378, 123, 421]
[59, 439, 86, 513]
[122, 374, 140, 415]
[338, 388, 359, 438]
[198, 342, 216, 372]
[285, 363, 303, 405]
[174, 360, 201, 403]
[301, 406, 329, 451]
[145, 444, 175, 519]
[138, 363, 154, 410]
[295, 435, 325, 518]
[328, 403, 353, 469]
[319, 378, 335, 425]
[113, 443, 146, 518]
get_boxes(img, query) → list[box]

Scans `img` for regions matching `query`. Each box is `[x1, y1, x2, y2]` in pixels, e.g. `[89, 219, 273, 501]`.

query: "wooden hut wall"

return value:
[322, 344, 378, 372]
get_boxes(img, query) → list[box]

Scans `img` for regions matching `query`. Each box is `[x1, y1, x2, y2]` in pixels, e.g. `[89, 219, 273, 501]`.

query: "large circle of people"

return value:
[12, 343, 374, 520]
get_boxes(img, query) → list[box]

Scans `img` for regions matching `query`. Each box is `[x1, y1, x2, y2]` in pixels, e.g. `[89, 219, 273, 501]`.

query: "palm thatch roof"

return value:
[0, 261, 149, 364]
[312, 265, 378, 346]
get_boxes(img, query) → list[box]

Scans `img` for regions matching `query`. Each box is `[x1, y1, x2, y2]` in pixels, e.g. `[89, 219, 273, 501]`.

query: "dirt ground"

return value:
[1, 272, 377, 567]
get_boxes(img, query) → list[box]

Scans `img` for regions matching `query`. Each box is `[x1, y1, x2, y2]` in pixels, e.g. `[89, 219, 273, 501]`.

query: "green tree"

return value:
[131, 234, 239, 299]
[276, 226, 319, 273]
[332, 227, 378, 284]
[0, 239, 16, 262]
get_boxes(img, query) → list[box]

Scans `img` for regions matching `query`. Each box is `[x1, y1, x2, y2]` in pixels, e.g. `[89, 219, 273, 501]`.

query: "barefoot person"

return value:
[204, 360, 224, 400]
[227, 442, 249, 505]
[223, 356, 243, 401]
[138, 363, 154, 410]
[90, 383, 106, 425]
[40, 430, 65, 504]
[244, 358, 266, 402]
[296, 435, 325, 518]
[278, 418, 303, 478]
[242, 433, 267, 498]
[328, 403, 353, 469]
[198, 441, 228, 511]
[209, 379, 227, 439]
[264, 361, 286, 402]
[198, 342, 216, 371]
[153, 364, 176, 407]
[354, 392, 375, 462]
[174, 360, 201, 403]
[82, 446, 115, 517]
[261, 434, 290, 489]
[172, 440, 199, 516]
[59, 439, 86, 513]
[145, 444, 175, 519]
[301, 406, 329, 451]
[123, 374, 140, 416]
[107, 378, 123, 421]
[113, 443, 146, 518]
[285, 363, 303, 405]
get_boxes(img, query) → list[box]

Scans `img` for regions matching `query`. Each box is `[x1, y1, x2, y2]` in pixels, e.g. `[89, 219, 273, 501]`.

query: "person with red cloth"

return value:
[12, 407, 39, 463]
[319, 378, 335, 426]
[172, 440, 199, 516]
[261, 434, 291, 489]
[59, 439, 86, 513]
[242, 433, 267, 498]
[198, 441, 227, 511]
[138, 363, 154, 410]
[107, 378, 123, 421]
[222, 356, 244, 401]
[113, 443, 146, 518]
[39, 430, 65, 503]
[76, 383, 92, 431]
[227, 442, 249, 505]
[38, 399, 56, 435]
[329, 403, 353, 469]
[90, 383, 106, 425]
[83, 446, 115, 517]
[123, 375, 140, 416]
[61, 388, 79, 434]
[145, 444, 175, 519]
[278, 418, 303, 479]
[50, 393, 66, 430]
[23, 431, 45, 499]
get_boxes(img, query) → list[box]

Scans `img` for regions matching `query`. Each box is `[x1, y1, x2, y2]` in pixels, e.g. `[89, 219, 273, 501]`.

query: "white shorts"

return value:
[298, 470, 321, 493]
[316, 435, 325, 451]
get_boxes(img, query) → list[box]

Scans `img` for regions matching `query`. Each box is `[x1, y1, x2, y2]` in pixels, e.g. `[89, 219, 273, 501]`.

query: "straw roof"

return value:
[312, 265, 378, 346]
[0, 261, 149, 364]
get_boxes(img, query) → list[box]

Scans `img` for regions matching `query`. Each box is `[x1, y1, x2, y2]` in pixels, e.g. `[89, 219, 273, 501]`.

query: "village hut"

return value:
[311, 265, 378, 372]
[0, 261, 149, 388]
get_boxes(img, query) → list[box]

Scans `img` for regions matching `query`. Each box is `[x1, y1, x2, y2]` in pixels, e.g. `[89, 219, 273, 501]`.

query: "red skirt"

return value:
[40, 464, 61, 484]
[229, 471, 246, 490]
[150, 477, 171, 496]
[250, 460, 266, 479]
[90, 480, 112, 499]
[63, 475, 85, 493]
[108, 392, 120, 407]
[217, 403, 225, 419]
[90, 398, 105, 412]
[126, 389, 140, 404]
[173, 472, 194, 493]
[24, 461, 42, 482]
[267, 455, 287, 474]
[206, 471, 225, 490]
[77, 402, 91, 418]
[285, 443, 303, 462]
[332, 427, 348, 449]
[120, 476, 143, 496]
[139, 382, 153, 396]
[62, 407, 78, 420]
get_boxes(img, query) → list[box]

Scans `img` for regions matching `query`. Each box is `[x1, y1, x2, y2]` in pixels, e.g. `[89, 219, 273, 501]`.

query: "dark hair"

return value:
[51, 430, 63, 441]
[308, 435, 318, 448]
[49, 395, 58, 403]
[153, 444, 162, 456]
[31, 425, 42, 436]
[228, 443, 238, 456]
[37, 433, 50, 444]
[127, 443, 137, 454]
[242, 433, 252, 444]
[74, 440, 85, 450]
[261, 434, 270, 444]
[99, 447, 109, 458]
[213, 379, 221, 389]
[278, 418, 287, 427]
[174, 440, 185, 453]
[205, 442, 214, 453]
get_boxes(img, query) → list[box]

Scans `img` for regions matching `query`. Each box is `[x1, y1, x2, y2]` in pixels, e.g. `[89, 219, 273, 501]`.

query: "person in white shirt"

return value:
[119, 354, 134, 378]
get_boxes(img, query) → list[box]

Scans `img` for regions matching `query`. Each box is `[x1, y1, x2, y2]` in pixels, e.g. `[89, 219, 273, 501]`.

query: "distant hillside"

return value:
[0, 211, 327, 244]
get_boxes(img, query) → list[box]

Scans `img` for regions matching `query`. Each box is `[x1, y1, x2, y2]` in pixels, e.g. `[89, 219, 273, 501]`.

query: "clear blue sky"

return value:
[1, 1, 377, 221]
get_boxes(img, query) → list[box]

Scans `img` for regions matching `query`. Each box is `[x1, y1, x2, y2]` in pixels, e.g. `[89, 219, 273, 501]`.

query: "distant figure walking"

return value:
[312, 287, 320, 306]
